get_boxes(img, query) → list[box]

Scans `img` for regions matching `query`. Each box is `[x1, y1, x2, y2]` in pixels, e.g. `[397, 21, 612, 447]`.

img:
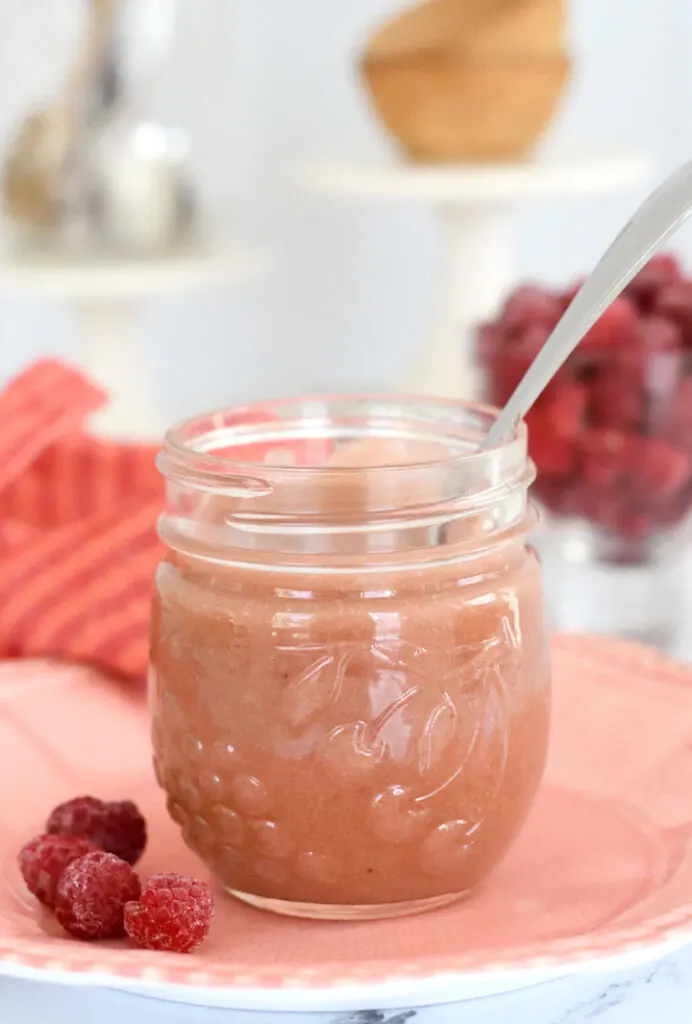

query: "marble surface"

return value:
[2, 947, 692, 1023]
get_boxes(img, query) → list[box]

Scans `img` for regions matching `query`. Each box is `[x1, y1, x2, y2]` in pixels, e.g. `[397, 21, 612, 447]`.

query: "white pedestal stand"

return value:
[0, 243, 267, 439]
[299, 153, 648, 399]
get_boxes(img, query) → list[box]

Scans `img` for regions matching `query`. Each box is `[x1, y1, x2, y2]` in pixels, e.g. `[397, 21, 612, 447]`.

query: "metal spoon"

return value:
[482, 160, 692, 451]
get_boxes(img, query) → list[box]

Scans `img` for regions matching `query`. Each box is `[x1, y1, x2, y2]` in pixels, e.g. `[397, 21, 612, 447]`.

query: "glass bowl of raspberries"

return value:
[477, 253, 692, 648]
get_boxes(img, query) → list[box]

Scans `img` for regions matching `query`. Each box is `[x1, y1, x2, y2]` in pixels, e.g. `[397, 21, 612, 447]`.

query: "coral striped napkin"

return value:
[0, 360, 336, 681]
[0, 360, 163, 680]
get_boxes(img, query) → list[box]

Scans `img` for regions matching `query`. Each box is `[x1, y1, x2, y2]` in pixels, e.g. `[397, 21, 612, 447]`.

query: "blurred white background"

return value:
[0, 0, 688, 419]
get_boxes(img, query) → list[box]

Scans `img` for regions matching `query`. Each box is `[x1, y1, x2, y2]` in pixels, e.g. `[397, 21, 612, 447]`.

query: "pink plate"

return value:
[1, 635, 692, 1013]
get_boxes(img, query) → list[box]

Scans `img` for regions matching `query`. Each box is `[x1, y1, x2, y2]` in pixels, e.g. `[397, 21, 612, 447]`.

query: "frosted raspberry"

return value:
[626, 252, 681, 311]
[559, 277, 586, 312]
[124, 873, 213, 953]
[582, 297, 638, 349]
[500, 285, 562, 337]
[655, 281, 692, 344]
[46, 796, 147, 865]
[55, 851, 141, 940]
[525, 409, 574, 476]
[18, 834, 100, 909]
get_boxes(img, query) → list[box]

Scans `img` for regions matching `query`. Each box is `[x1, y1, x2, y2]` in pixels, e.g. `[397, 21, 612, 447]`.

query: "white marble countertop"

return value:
[2, 947, 692, 1024]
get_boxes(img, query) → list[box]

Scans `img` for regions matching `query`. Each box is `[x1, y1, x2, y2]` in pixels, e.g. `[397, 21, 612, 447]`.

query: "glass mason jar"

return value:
[150, 396, 550, 921]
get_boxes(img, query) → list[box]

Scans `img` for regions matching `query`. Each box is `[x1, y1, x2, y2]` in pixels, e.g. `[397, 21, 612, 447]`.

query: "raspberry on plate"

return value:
[46, 796, 147, 865]
[55, 851, 141, 940]
[18, 834, 99, 909]
[124, 873, 214, 953]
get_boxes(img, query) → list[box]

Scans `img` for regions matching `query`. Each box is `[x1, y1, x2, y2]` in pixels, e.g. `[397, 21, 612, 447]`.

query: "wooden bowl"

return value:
[365, 0, 566, 61]
[361, 51, 570, 163]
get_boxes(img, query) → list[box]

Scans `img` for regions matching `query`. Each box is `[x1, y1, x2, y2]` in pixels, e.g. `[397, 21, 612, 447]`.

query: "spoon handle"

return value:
[482, 160, 692, 451]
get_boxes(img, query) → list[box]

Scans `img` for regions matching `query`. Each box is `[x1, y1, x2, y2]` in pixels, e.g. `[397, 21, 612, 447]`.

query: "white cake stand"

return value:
[0, 241, 268, 439]
[299, 152, 649, 399]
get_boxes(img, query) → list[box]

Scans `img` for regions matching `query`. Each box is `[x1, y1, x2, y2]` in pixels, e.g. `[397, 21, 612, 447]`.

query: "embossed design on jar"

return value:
[315, 627, 514, 875]
[417, 636, 512, 810]
[158, 692, 186, 746]
[369, 785, 430, 843]
[166, 796, 187, 827]
[156, 603, 532, 905]
[253, 819, 293, 859]
[184, 814, 215, 852]
[280, 643, 360, 730]
[196, 770, 224, 800]
[417, 692, 458, 775]
[152, 754, 165, 788]
[212, 843, 244, 878]
[420, 819, 477, 875]
[150, 711, 163, 752]
[255, 859, 289, 885]
[322, 722, 384, 782]
[296, 851, 340, 885]
[147, 665, 159, 719]
[175, 774, 204, 815]
[208, 804, 245, 848]
[208, 740, 242, 775]
[231, 774, 271, 816]
[182, 734, 205, 763]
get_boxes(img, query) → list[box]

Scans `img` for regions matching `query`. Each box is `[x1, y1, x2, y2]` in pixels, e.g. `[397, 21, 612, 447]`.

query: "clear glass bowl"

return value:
[478, 257, 692, 648]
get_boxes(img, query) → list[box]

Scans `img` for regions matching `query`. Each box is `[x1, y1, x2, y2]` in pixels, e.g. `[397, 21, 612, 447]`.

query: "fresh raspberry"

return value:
[638, 314, 682, 351]
[55, 851, 141, 940]
[484, 349, 535, 406]
[525, 409, 574, 476]
[475, 321, 504, 363]
[124, 873, 213, 953]
[545, 382, 588, 440]
[590, 354, 645, 430]
[513, 322, 554, 360]
[626, 252, 681, 312]
[616, 512, 651, 543]
[654, 280, 692, 345]
[46, 796, 147, 865]
[635, 438, 691, 502]
[580, 429, 632, 488]
[500, 285, 562, 338]
[558, 277, 586, 312]
[581, 297, 638, 350]
[18, 834, 100, 909]
[657, 377, 692, 443]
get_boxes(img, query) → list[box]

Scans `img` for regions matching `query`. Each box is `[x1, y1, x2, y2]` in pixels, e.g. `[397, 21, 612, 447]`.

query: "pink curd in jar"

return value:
[150, 399, 550, 919]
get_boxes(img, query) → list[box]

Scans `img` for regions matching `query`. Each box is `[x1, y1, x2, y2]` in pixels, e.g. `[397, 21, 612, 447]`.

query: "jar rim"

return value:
[157, 395, 534, 562]
[161, 393, 526, 477]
